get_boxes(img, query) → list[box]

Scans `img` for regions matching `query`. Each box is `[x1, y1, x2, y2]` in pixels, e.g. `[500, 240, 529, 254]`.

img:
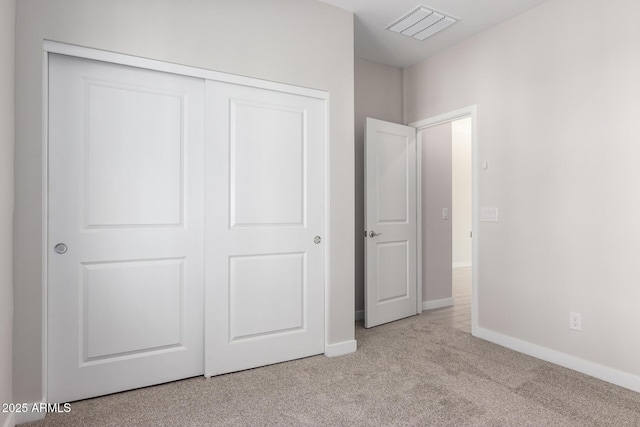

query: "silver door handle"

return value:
[369, 231, 383, 238]
[54, 243, 68, 254]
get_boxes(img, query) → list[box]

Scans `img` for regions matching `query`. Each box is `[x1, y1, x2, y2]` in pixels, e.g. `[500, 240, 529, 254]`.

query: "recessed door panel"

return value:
[376, 241, 409, 303]
[82, 259, 184, 361]
[48, 54, 204, 403]
[377, 132, 409, 224]
[231, 101, 305, 228]
[229, 253, 305, 341]
[206, 81, 325, 377]
[85, 82, 183, 228]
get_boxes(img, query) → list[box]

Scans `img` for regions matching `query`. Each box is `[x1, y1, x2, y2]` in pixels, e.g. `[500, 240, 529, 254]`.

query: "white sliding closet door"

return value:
[48, 49, 328, 401]
[205, 81, 326, 376]
[48, 54, 205, 403]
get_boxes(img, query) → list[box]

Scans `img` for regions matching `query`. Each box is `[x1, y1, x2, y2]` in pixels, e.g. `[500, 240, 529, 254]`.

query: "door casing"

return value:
[410, 105, 479, 335]
[41, 40, 331, 402]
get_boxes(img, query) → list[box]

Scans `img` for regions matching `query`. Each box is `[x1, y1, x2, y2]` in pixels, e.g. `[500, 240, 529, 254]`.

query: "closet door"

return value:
[205, 81, 325, 376]
[48, 54, 205, 403]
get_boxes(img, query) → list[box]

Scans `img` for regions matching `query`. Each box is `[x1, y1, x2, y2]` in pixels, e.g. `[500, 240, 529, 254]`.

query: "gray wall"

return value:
[0, 0, 15, 425]
[405, 0, 640, 380]
[421, 123, 452, 303]
[354, 57, 403, 315]
[14, 0, 355, 406]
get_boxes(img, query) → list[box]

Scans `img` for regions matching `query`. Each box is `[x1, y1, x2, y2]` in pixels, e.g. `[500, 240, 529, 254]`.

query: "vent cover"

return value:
[386, 6, 457, 41]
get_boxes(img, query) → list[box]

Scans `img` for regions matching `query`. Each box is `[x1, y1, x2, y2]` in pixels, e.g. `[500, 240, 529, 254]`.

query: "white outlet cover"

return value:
[569, 312, 582, 331]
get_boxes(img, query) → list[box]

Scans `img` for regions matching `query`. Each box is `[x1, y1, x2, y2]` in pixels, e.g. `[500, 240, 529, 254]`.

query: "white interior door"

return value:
[48, 54, 204, 403]
[365, 118, 418, 328]
[205, 81, 325, 376]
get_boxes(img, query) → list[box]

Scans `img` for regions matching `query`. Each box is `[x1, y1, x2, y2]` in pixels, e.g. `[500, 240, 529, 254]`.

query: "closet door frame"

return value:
[41, 40, 330, 401]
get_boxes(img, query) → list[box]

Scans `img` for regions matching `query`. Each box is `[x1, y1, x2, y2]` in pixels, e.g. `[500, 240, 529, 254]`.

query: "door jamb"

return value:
[409, 105, 479, 335]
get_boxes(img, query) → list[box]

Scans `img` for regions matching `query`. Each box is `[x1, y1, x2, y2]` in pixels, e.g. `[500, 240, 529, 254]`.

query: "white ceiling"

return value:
[317, 0, 548, 68]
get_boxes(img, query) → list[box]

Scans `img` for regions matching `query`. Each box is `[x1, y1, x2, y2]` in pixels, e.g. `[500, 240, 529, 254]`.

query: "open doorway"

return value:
[413, 111, 475, 334]
[451, 117, 473, 332]
[361, 106, 478, 333]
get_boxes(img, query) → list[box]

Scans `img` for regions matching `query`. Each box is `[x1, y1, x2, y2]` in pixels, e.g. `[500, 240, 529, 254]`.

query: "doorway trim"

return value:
[409, 105, 479, 335]
[41, 40, 332, 405]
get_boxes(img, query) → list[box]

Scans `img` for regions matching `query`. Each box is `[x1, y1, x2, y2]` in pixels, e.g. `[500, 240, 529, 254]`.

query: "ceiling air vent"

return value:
[386, 6, 457, 41]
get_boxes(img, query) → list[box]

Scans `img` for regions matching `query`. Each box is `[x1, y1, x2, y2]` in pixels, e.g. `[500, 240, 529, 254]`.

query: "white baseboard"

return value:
[453, 262, 472, 268]
[475, 326, 640, 394]
[325, 340, 357, 357]
[422, 298, 454, 311]
[14, 405, 46, 425]
[355, 310, 364, 321]
[2, 413, 15, 427]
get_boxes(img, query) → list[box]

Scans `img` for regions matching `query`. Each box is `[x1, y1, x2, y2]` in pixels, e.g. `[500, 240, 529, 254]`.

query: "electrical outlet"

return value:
[569, 312, 582, 331]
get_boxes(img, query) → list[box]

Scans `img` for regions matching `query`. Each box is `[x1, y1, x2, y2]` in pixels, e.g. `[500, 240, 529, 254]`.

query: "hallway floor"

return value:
[421, 266, 471, 333]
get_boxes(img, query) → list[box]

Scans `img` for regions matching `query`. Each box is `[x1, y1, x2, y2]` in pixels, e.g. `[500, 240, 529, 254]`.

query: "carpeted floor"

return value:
[25, 315, 640, 426]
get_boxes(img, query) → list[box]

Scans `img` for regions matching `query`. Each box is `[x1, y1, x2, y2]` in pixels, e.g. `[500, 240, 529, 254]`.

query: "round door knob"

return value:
[54, 243, 68, 254]
[314, 236, 322, 244]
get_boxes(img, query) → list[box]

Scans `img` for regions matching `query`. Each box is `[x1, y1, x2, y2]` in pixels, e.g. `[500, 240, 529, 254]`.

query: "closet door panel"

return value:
[48, 54, 205, 403]
[205, 81, 325, 376]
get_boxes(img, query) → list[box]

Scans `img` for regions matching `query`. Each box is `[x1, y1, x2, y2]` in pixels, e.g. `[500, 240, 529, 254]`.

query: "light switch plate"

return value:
[480, 207, 499, 222]
[442, 208, 449, 220]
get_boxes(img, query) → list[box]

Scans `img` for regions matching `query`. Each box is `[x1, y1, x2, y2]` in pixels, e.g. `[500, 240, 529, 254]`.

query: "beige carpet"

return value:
[26, 316, 640, 426]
